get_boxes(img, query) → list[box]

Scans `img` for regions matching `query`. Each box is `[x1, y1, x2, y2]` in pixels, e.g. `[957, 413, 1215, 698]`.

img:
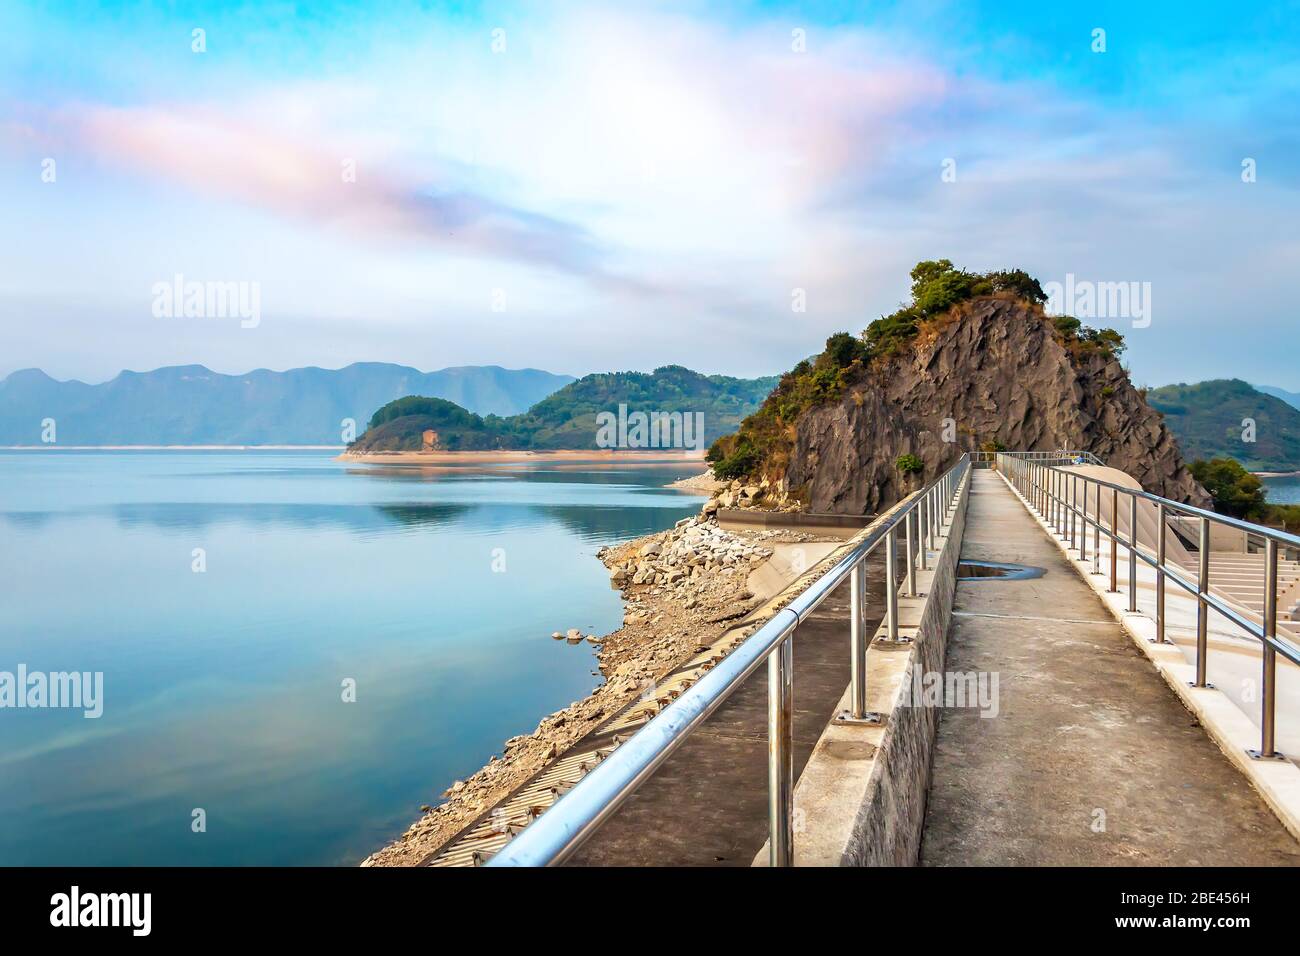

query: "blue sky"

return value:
[1, 0, 1297, 388]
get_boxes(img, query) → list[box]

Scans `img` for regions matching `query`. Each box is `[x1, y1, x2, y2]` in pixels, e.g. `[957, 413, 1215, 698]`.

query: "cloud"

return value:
[33, 102, 619, 283]
[3, 2, 1297, 387]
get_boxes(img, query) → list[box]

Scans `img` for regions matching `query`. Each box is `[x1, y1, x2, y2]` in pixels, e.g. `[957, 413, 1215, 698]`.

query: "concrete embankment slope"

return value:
[747, 472, 969, 866]
[564, 547, 892, 865]
[920, 471, 1300, 865]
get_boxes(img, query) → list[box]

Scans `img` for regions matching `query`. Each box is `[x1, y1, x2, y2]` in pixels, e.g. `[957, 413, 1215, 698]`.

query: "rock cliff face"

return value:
[781, 298, 1209, 513]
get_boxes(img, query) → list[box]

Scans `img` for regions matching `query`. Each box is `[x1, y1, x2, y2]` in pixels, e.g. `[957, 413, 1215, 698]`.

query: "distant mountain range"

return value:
[1256, 384, 1300, 412]
[349, 365, 780, 452]
[1148, 379, 1300, 472]
[0, 363, 575, 445]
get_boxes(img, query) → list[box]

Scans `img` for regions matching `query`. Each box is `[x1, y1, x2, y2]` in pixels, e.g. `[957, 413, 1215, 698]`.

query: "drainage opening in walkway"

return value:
[957, 560, 1046, 581]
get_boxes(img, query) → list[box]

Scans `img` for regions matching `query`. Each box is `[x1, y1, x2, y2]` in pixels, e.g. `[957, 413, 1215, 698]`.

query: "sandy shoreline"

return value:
[1257, 470, 1300, 478]
[339, 448, 706, 465]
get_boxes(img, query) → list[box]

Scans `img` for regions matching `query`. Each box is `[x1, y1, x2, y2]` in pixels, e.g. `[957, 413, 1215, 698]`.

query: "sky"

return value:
[1, 0, 1297, 388]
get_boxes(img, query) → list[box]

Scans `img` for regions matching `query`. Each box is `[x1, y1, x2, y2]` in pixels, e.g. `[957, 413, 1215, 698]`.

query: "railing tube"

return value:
[1128, 493, 1139, 613]
[1079, 475, 1088, 562]
[1092, 482, 1101, 574]
[849, 564, 867, 719]
[1045, 470, 1055, 530]
[1195, 516, 1210, 688]
[1259, 538, 1279, 758]
[1069, 473, 1077, 549]
[1109, 487, 1119, 592]
[885, 528, 899, 642]
[1058, 469, 1065, 533]
[905, 510, 917, 597]
[918, 496, 928, 571]
[1155, 502, 1167, 643]
[768, 635, 794, 867]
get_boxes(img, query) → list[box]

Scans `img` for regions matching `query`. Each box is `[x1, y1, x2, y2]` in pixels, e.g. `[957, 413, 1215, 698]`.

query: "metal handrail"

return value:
[488, 454, 973, 866]
[973, 449, 1102, 466]
[997, 452, 1300, 761]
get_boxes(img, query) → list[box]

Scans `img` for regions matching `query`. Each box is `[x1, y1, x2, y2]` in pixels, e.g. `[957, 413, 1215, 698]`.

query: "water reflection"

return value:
[0, 451, 702, 865]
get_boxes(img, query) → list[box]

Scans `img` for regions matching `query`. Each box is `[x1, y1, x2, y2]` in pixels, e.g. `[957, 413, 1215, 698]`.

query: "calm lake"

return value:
[1263, 475, 1300, 506]
[0, 450, 702, 865]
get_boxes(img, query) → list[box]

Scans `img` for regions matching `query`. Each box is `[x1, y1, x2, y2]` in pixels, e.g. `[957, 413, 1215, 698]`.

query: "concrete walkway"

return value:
[920, 471, 1300, 865]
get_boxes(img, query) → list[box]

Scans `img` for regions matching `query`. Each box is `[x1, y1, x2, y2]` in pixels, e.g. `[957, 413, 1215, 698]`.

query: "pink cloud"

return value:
[52, 103, 610, 278]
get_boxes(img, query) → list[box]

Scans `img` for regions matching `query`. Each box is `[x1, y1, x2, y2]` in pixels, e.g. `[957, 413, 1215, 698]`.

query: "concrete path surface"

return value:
[920, 470, 1300, 866]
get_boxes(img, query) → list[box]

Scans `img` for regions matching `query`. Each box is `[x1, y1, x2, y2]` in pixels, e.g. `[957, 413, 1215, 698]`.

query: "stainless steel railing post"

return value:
[919, 496, 929, 571]
[885, 528, 900, 642]
[849, 563, 867, 720]
[1071, 476, 1081, 554]
[768, 636, 794, 867]
[1060, 470, 1066, 534]
[1079, 476, 1088, 562]
[1070, 473, 1078, 549]
[1067, 472, 1073, 536]
[1058, 469, 1065, 533]
[1128, 493, 1139, 613]
[1092, 482, 1101, 574]
[1195, 516, 1210, 687]
[929, 487, 937, 549]
[1045, 470, 1055, 530]
[1155, 502, 1167, 643]
[1057, 469, 1064, 532]
[1109, 487, 1119, 592]
[1045, 466, 1051, 525]
[1259, 538, 1279, 758]
[905, 509, 917, 597]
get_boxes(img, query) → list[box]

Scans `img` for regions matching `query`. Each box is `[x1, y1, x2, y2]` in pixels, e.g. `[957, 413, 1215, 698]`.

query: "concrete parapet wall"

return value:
[754, 475, 970, 866]
[843, 483, 968, 865]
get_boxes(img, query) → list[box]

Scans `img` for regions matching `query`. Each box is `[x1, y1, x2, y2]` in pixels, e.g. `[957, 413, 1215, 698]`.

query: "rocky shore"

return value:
[664, 470, 724, 494]
[361, 491, 832, 866]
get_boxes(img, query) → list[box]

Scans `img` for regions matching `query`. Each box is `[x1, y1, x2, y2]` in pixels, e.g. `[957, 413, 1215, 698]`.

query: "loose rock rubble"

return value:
[361, 505, 835, 867]
[703, 476, 804, 514]
[606, 514, 773, 590]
